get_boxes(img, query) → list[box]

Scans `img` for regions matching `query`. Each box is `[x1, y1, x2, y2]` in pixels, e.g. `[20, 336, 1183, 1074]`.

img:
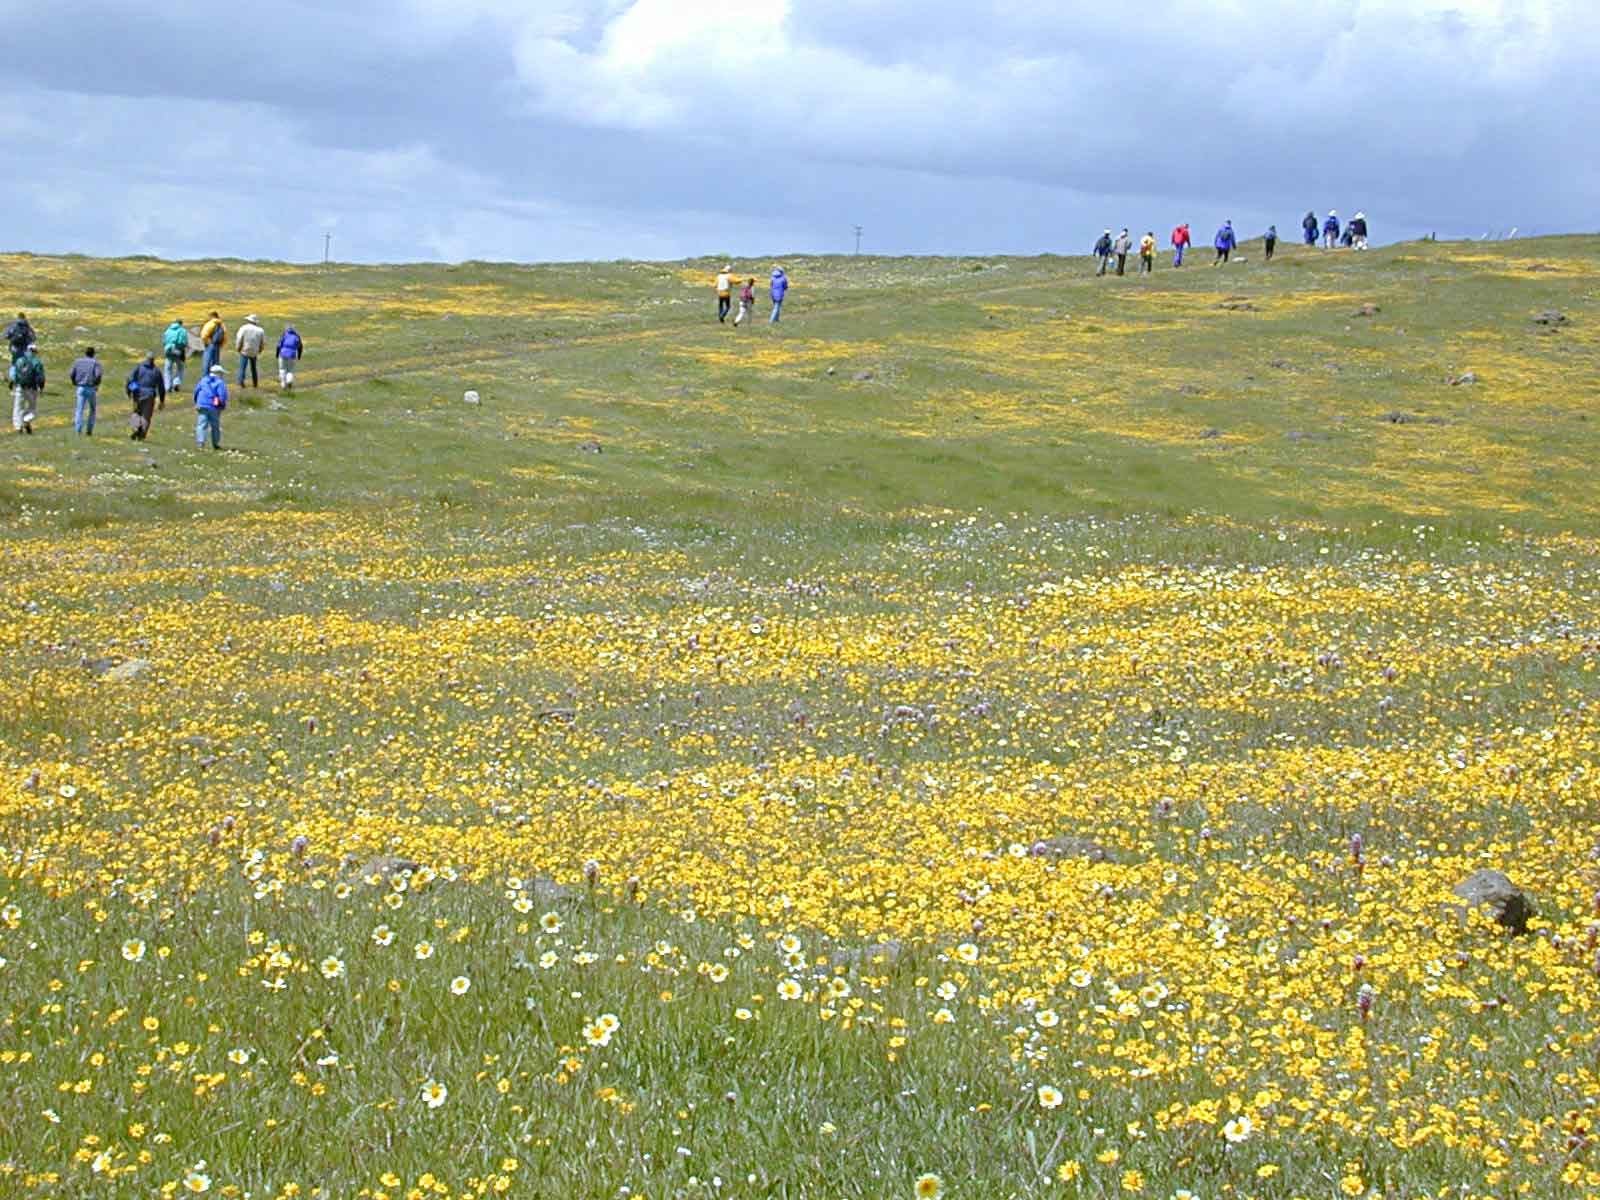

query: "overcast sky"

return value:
[4, 0, 1594, 263]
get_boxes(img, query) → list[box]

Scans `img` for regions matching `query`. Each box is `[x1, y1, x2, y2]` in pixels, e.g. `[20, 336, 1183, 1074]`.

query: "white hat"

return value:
[1354, 211, 1365, 220]
[247, 314, 259, 323]
[1329, 210, 1338, 216]
[210, 365, 226, 376]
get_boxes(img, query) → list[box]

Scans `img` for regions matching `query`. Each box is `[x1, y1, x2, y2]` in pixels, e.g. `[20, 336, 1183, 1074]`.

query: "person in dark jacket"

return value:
[5, 313, 35, 363]
[1323, 211, 1341, 249]
[1093, 230, 1113, 275]
[69, 346, 104, 435]
[126, 353, 166, 441]
[1302, 211, 1318, 246]
[1264, 225, 1278, 261]
[1349, 212, 1369, 250]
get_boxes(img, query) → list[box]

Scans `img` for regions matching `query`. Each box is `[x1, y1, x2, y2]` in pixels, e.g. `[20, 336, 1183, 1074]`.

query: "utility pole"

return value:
[853, 225, 863, 256]
[323, 233, 332, 265]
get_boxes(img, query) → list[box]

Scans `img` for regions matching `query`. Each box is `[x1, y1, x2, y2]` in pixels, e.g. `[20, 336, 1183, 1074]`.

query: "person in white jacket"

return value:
[235, 315, 266, 388]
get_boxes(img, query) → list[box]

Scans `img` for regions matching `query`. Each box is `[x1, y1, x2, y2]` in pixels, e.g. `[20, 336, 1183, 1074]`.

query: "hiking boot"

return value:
[22, 421, 31, 434]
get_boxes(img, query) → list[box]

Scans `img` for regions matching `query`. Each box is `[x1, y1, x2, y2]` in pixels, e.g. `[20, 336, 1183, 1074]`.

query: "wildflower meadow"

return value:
[1, 238, 1598, 1198]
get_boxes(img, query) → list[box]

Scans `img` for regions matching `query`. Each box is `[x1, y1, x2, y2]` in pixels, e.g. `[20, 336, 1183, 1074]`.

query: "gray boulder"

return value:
[1450, 869, 1533, 934]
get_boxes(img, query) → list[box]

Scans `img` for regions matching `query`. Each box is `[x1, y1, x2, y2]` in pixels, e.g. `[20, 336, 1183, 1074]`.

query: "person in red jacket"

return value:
[1171, 223, 1192, 268]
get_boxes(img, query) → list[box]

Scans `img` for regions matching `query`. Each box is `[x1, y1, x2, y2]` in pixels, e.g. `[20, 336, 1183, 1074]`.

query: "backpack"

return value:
[15, 356, 43, 388]
[201, 318, 223, 345]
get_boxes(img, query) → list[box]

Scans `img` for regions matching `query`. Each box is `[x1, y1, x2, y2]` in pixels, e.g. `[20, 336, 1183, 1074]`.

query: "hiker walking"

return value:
[715, 266, 733, 323]
[199, 312, 226, 374]
[1093, 230, 1114, 275]
[1113, 229, 1132, 276]
[125, 353, 165, 441]
[1138, 231, 1156, 275]
[1322, 211, 1341, 249]
[163, 319, 189, 394]
[1213, 221, 1237, 264]
[1302, 211, 1318, 246]
[11, 342, 44, 434]
[276, 325, 303, 388]
[1349, 212, 1369, 250]
[1264, 224, 1278, 261]
[1171, 223, 1191, 268]
[235, 314, 265, 387]
[69, 347, 103, 436]
[768, 267, 788, 324]
[5, 313, 35, 363]
[733, 278, 756, 326]
[194, 365, 228, 449]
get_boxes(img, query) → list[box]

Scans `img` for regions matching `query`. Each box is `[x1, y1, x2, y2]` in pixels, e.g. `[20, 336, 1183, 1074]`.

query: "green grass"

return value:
[0, 239, 1598, 1199]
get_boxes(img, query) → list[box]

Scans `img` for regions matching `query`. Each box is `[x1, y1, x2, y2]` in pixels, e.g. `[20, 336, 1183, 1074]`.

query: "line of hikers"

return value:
[6, 311, 305, 445]
[714, 266, 789, 325]
[1095, 211, 1372, 274]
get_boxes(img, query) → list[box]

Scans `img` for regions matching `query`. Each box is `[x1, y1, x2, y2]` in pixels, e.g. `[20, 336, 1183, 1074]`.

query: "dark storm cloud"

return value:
[0, 1, 1593, 261]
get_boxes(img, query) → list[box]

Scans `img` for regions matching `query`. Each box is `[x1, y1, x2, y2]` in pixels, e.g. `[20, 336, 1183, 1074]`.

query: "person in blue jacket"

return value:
[276, 325, 304, 389]
[1264, 224, 1278, 261]
[1323, 211, 1341, 249]
[1302, 211, 1318, 246]
[1213, 221, 1237, 265]
[194, 364, 229, 450]
[768, 267, 789, 324]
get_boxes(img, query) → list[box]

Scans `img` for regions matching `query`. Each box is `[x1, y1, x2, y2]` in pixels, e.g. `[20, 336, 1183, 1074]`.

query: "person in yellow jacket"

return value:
[1138, 232, 1156, 275]
[199, 312, 227, 375]
[714, 265, 733, 323]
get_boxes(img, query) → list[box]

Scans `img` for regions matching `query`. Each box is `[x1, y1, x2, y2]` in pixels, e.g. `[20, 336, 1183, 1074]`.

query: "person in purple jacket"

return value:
[1213, 221, 1237, 265]
[768, 267, 789, 324]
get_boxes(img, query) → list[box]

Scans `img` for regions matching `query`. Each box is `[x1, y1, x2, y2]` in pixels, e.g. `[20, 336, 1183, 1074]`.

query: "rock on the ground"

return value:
[1449, 371, 1479, 386]
[1533, 310, 1567, 325]
[1450, 868, 1533, 934]
[1354, 303, 1381, 317]
[105, 659, 152, 682]
[577, 440, 602, 454]
[463, 390, 481, 404]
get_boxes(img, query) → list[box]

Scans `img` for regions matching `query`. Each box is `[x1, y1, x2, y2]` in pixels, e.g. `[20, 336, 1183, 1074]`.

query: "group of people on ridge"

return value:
[1095, 210, 1371, 274]
[7, 310, 306, 446]
[714, 266, 789, 325]
[1302, 210, 1369, 250]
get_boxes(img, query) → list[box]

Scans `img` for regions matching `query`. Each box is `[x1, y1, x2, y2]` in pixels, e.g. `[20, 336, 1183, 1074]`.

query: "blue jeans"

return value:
[165, 355, 184, 392]
[74, 386, 97, 434]
[769, 298, 783, 324]
[202, 342, 221, 373]
[195, 407, 222, 448]
[1173, 244, 1185, 267]
[237, 355, 258, 387]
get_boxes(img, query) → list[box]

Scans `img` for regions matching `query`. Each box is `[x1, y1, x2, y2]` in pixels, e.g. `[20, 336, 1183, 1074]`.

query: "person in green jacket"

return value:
[11, 343, 45, 434]
[163, 319, 190, 394]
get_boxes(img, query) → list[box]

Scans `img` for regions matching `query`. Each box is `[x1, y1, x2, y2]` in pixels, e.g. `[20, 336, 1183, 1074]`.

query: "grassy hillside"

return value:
[2, 236, 1597, 535]
[1, 239, 1598, 1200]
